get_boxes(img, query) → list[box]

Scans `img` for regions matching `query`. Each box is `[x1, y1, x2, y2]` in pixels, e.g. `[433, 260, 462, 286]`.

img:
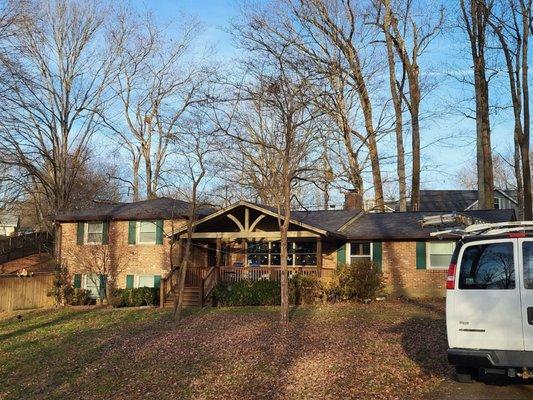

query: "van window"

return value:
[523, 242, 533, 289]
[458, 242, 515, 290]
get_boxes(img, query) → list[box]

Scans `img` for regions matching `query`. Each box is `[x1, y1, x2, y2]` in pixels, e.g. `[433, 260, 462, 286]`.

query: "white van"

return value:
[445, 223, 533, 382]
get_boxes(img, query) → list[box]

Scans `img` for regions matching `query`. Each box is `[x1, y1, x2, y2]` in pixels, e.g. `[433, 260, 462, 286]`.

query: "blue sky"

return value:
[129, 1, 517, 196]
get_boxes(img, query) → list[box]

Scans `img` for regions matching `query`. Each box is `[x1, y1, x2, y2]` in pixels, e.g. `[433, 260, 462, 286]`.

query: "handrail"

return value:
[200, 266, 217, 307]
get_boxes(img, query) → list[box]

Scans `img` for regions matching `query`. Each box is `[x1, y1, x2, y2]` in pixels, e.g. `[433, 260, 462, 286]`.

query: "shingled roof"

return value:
[53, 197, 214, 222]
[292, 209, 359, 232]
[416, 189, 518, 212]
[341, 209, 517, 240]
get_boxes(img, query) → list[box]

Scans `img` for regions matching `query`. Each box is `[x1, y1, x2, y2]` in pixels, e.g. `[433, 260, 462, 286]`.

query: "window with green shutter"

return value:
[73, 274, 82, 288]
[155, 220, 164, 245]
[416, 241, 427, 270]
[372, 242, 382, 271]
[126, 275, 134, 289]
[128, 221, 137, 244]
[337, 243, 346, 266]
[76, 223, 85, 245]
[102, 221, 109, 245]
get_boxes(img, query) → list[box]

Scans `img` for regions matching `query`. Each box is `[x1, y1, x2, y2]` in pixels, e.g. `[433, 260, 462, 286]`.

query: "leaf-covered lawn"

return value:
[0, 300, 450, 400]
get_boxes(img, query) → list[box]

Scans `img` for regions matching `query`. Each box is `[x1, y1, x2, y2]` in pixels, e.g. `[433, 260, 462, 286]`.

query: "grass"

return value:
[0, 300, 451, 400]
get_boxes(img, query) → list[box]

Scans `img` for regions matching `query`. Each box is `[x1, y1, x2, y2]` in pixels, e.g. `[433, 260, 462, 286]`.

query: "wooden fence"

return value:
[0, 273, 55, 312]
[0, 232, 52, 264]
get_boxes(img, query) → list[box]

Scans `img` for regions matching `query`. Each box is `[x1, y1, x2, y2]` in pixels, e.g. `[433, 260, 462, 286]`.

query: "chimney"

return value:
[344, 189, 363, 211]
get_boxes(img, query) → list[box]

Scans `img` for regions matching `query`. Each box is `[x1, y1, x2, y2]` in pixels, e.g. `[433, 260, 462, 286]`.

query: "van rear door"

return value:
[452, 239, 523, 350]
[518, 239, 533, 350]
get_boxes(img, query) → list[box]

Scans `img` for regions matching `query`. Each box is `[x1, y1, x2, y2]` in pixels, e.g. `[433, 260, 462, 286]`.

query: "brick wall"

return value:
[382, 241, 446, 298]
[60, 219, 186, 288]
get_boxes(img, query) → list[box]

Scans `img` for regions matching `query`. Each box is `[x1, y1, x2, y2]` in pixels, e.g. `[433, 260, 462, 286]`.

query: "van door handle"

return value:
[528, 308, 533, 325]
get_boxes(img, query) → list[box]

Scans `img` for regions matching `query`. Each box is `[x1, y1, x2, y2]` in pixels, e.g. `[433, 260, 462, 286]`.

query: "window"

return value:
[247, 241, 269, 266]
[294, 242, 317, 266]
[349, 242, 371, 264]
[428, 241, 455, 269]
[86, 222, 103, 244]
[459, 242, 515, 290]
[138, 221, 157, 244]
[523, 243, 533, 289]
[83, 274, 100, 298]
[138, 275, 155, 288]
[494, 197, 501, 210]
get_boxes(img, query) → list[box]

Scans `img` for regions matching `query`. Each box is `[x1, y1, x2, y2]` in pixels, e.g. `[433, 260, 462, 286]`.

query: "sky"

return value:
[128, 0, 518, 199]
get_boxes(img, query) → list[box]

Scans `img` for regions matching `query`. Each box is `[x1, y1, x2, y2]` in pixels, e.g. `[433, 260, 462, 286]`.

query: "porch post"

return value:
[316, 237, 322, 277]
[176, 237, 184, 267]
[216, 237, 221, 281]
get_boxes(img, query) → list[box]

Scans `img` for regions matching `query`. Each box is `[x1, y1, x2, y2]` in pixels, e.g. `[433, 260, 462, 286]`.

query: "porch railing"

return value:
[219, 266, 317, 282]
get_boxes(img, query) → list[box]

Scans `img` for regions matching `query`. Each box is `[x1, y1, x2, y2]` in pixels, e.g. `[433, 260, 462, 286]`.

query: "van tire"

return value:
[455, 366, 475, 383]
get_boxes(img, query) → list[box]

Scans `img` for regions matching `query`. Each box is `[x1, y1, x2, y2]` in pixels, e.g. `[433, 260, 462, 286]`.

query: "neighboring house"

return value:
[54, 195, 516, 303]
[0, 215, 19, 237]
[54, 198, 212, 298]
[415, 189, 519, 213]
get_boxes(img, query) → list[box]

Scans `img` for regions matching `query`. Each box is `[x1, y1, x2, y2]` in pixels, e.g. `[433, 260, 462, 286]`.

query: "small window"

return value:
[494, 197, 501, 210]
[350, 242, 371, 264]
[428, 241, 455, 269]
[138, 275, 155, 288]
[523, 242, 533, 289]
[86, 222, 103, 244]
[138, 221, 157, 244]
[459, 242, 515, 290]
[83, 274, 100, 298]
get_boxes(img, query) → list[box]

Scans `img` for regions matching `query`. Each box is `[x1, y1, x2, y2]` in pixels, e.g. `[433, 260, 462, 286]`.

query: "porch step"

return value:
[163, 286, 201, 308]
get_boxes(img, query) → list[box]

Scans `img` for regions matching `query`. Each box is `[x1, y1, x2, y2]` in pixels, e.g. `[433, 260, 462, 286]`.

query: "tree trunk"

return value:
[521, 5, 532, 219]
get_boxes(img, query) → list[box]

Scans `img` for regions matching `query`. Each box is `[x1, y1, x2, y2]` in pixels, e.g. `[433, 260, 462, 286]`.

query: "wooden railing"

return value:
[0, 232, 52, 264]
[200, 267, 217, 307]
[160, 266, 211, 307]
[219, 266, 317, 282]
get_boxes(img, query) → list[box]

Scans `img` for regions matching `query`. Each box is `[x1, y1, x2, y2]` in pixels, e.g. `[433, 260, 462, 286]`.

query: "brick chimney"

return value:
[344, 189, 364, 211]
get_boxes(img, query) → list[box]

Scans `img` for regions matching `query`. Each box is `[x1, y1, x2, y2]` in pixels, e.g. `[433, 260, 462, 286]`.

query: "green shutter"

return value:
[372, 242, 382, 272]
[128, 221, 136, 244]
[99, 274, 107, 299]
[154, 275, 161, 289]
[73, 274, 81, 288]
[102, 221, 109, 244]
[337, 243, 346, 266]
[126, 275, 134, 289]
[416, 241, 427, 270]
[76, 223, 85, 245]
[155, 220, 164, 245]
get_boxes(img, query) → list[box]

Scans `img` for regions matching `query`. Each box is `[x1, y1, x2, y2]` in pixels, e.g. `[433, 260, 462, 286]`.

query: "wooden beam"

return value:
[245, 208, 250, 231]
[249, 214, 266, 232]
[316, 237, 322, 276]
[227, 214, 245, 232]
[216, 237, 221, 268]
[178, 231, 320, 239]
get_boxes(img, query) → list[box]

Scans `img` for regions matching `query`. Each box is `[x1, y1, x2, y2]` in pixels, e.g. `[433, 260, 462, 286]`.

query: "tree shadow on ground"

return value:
[387, 315, 451, 379]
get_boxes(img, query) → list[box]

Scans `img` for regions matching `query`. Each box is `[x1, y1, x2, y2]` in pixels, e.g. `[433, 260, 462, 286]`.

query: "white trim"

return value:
[426, 241, 455, 270]
[137, 220, 157, 245]
[85, 221, 104, 245]
[346, 242, 373, 264]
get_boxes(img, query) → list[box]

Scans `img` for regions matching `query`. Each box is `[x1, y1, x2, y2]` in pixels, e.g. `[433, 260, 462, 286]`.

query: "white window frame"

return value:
[426, 241, 455, 270]
[137, 220, 157, 245]
[494, 197, 501, 210]
[136, 274, 156, 288]
[347, 242, 373, 264]
[82, 274, 100, 298]
[85, 222, 104, 245]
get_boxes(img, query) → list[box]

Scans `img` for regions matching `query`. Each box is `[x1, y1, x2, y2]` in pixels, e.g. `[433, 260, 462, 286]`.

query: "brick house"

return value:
[54, 197, 516, 305]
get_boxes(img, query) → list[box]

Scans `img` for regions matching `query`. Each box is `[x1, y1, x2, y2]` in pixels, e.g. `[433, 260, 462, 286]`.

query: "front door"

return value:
[453, 239, 523, 350]
[518, 239, 533, 350]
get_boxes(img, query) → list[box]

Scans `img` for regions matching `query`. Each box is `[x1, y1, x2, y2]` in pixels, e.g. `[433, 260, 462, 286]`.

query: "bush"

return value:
[47, 263, 71, 305]
[213, 280, 281, 306]
[334, 259, 384, 300]
[112, 287, 160, 307]
[68, 288, 95, 306]
[289, 273, 322, 305]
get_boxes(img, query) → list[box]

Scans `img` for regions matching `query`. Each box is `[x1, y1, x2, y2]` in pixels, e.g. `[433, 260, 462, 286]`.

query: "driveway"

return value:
[428, 377, 533, 399]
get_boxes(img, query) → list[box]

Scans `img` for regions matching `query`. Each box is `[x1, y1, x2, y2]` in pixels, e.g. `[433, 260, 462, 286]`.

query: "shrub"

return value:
[112, 287, 160, 307]
[213, 280, 281, 306]
[47, 263, 71, 305]
[68, 288, 95, 306]
[289, 273, 322, 305]
[334, 259, 384, 300]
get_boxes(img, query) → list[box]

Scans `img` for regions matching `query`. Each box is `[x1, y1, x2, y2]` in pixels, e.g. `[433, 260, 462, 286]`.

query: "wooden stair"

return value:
[162, 286, 202, 308]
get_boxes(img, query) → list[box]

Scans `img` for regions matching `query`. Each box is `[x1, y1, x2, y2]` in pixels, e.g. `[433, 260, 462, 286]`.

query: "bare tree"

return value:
[460, 0, 495, 209]
[487, 0, 532, 219]
[106, 10, 211, 200]
[376, 0, 443, 210]
[0, 0, 114, 226]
